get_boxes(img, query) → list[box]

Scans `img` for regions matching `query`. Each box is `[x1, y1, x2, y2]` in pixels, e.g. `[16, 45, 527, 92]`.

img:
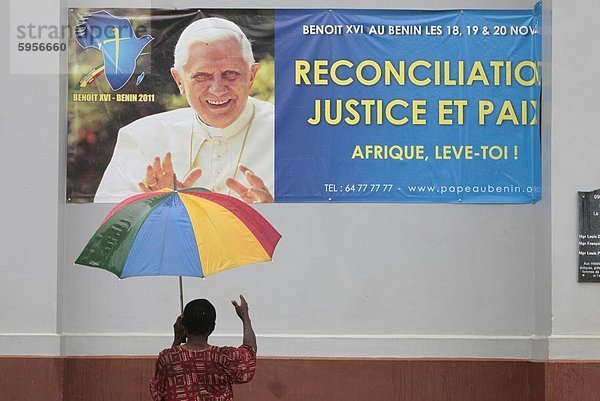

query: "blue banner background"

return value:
[274, 8, 541, 203]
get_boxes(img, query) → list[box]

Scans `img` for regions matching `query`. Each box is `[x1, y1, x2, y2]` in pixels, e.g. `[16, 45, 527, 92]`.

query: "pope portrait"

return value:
[94, 17, 274, 204]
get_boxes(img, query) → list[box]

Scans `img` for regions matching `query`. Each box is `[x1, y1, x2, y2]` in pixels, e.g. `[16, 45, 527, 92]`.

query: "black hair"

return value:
[183, 299, 216, 336]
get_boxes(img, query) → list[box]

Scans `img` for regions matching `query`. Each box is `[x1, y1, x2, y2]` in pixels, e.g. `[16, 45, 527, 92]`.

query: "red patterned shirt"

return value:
[150, 344, 256, 401]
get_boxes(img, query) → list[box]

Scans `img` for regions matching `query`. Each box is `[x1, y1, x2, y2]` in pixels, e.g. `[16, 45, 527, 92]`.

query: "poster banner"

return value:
[67, 7, 541, 204]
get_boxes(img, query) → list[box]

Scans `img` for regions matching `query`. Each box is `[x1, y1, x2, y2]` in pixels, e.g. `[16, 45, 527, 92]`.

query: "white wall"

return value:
[59, 0, 543, 358]
[63, 203, 538, 357]
[3, 0, 569, 359]
[532, 0, 552, 361]
[549, 0, 600, 359]
[0, 0, 62, 355]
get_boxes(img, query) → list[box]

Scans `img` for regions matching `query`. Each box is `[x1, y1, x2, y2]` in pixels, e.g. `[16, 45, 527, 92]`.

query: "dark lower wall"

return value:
[64, 357, 155, 401]
[0, 357, 63, 401]
[239, 358, 545, 401]
[545, 362, 600, 401]
[1, 356, 599, 401]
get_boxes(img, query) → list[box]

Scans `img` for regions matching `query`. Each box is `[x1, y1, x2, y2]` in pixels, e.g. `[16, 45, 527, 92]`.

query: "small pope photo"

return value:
[69, 12, 274, 204]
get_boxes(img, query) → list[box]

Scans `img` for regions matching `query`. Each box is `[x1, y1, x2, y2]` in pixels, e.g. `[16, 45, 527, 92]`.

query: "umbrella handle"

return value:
[179, 276, 184, 315]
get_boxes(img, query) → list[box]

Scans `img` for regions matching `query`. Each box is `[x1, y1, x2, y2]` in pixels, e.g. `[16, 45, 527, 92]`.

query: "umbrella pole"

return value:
[176, 176, 184, 316]
[179, 276, 184, 315]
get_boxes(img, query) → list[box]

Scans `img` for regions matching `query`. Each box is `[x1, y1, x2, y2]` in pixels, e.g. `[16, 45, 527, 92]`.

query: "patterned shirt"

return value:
[150, 344, 256, 401]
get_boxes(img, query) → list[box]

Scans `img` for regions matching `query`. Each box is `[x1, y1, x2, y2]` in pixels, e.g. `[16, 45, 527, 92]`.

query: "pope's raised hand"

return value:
[226, 165, 273, 204]
[138, 152, 202, 192]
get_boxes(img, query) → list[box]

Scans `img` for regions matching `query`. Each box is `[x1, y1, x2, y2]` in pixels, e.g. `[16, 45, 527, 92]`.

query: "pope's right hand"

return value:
[138, 152, 202, 192]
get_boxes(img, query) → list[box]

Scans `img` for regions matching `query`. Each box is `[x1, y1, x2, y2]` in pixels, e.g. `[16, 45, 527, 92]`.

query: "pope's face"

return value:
[171, 39, 259, 129]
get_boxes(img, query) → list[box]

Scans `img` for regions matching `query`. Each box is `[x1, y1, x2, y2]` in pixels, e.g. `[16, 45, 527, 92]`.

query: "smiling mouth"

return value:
[206, 99, 232, 107]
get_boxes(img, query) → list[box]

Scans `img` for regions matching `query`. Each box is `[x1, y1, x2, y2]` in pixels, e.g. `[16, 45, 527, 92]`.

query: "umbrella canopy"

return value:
[75, 188, 281, 279]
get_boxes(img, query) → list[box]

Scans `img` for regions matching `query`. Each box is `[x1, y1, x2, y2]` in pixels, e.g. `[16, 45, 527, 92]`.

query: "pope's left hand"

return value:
[226, 165, 274, 204]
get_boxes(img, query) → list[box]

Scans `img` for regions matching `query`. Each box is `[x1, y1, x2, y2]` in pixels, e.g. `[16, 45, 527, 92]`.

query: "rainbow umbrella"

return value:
[75, 188, 281, 310]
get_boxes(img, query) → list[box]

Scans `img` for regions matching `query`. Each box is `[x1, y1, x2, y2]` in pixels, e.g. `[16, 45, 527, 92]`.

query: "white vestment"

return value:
[94, 97, 274, 203]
